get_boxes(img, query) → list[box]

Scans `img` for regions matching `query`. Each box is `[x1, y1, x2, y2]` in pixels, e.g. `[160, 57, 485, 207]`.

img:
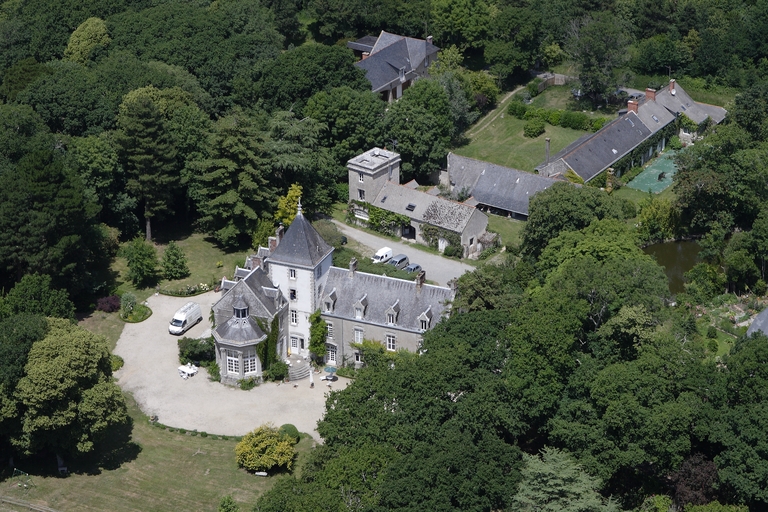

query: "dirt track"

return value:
[114, 291, 345, 441]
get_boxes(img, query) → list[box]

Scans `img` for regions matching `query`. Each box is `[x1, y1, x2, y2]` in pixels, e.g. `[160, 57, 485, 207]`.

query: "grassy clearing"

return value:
[528, 85, 619, 117]
[487, 214, 525, 248]
[455, 114, 587, 172]
[3, 396, 314, 512]
[77, 311, 125, 351]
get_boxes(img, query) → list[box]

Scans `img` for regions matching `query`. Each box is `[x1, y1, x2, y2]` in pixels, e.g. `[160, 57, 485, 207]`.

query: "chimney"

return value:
[627, 100, 638, 114]
[361, 52, 369, 60]
[545, 137, 551, 165]
[268, 236, 277, 253]
[448, 278, 458, 295]
[426, 36, 433, 45]
[415, 270, 426, 289]
[669, 79, 676, 95]
[349, 257, 357, 276]
[645, 88, 656, 101]
[276, 224, 284, 244]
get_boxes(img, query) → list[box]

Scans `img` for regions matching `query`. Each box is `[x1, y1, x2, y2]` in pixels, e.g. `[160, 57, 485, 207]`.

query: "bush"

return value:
[527, 77, 543, 98]
[97, 295, 121, 313]
[110, 354, 124, 372]
[206, 361, 221, 382]
[178, 336, 215, 365]
[708, 338, 719, 353]
[507, 100, 528, 119]
[547, 110, 563, 126]
[591, 117, 609, 132]
[754, 279, 767, 296]
[201, 432, 207, 437]
[179, 428, 186, 435]
[161, 241, 190, 281]
[235, 424, 297, 472]
[707, 326, 718, 339]
[560, 110, 590, 130]
[443, 245, 462, 258]
[524, 118, 546, 138]
[239, 377, 258, 390]
[312, 219, 343, 248]
[268, 360, 289, 381]
[120, 292, 137, 316]
[335, 182, 349, 203]
[668, 135, 683, 150]
[124, 237, 158, 287]
[219, 495, 240, 512]
[523, 107, 546, 121]
[278, 424, 300, 443]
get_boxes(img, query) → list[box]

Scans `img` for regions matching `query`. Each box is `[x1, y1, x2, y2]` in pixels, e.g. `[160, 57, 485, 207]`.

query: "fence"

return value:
[536, 73, 577, 93]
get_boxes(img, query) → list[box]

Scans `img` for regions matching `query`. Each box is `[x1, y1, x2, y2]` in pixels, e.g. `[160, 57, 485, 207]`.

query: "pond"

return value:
[643, 240, 701, 295]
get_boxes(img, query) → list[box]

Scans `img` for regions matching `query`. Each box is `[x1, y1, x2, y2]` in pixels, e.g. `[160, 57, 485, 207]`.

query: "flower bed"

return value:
[159, 282, 212, 297]
[121, 304, 152, 323]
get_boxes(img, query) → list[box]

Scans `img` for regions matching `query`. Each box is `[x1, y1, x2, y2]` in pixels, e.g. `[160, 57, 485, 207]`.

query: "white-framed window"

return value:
[226, 350, 239, 374]
[354, 351, 362, 363]
[387, 313, 395, 325]
[355, 307, 363, 319]
[386, 334, 396, 351]
[290, 309, 298, 325]
[324, 301, 332, 312]
[326, 344, 337, 363]
[291, 336, 299, 350]
[354, 328, 364, 343]
[358, 189, 365, 201]
[289, 268, 296, 279]
[243, 350, 258, 374]
[326, 322, 334, 339]
[358, 172, 364, 183]
[290, 288, 297, 301]
[420, 319, 428, 331]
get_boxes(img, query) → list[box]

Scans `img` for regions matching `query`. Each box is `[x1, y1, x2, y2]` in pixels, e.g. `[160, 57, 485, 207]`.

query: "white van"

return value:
[372, 247, 393, 263]
[169, 302, 203, 335]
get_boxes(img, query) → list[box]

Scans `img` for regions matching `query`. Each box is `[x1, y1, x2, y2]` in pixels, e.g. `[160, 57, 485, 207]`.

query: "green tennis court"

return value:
[626, 150, 678, 194]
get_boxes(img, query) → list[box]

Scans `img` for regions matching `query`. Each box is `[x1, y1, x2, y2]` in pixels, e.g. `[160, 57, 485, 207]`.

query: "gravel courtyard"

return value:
[114, 291, 346, 441]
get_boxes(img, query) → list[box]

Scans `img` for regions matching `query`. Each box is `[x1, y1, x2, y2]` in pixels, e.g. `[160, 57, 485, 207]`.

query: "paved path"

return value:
[114, 291, 346, 441]
[331, 220, 474, 286]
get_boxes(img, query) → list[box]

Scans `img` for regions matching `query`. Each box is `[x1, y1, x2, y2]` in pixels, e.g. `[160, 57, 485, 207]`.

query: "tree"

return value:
[124, 237, 158, 288]
[637, 195, 678, 245]
[275, 184, 303, 227]
[235, 423, 297, 472]
[431, 0, 491, 50]
[512, 447, 620, 511]
[309, 310, 327, 359]
[483, 6, 542, 86]
[191, 110, 275, 248]
[161, 241, 189, 281]
[218, 495, 240, 512]
[13, 318, 128, 457]
[0, 274, 75, 321]
[0, 58, 51, 102]
[115, 93, 178, 241]
[63, 17, 110, 64]
[0, 104, 52, 172]
[567, 13, 631, 103]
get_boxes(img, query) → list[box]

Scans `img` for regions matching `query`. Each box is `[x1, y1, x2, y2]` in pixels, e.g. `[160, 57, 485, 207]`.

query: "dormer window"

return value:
[324, 288, 337, 313]
[325, 301, 332, 312]
[355, 307, 363, 319]
[387, 313, 395, 324]
[419, 306, 433, 332]
[386, 300, 400, 326]
[289, 268, 296, 279]
[399, 67, 405, 82]
[420, 319, 428, 331]
[235, 306, 248, 319]
[354, 294, 368, 319]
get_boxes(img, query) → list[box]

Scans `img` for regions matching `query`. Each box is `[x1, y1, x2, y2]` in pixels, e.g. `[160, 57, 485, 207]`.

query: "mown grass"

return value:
[487, 214, 525, 248]
[2, 395, 314, 512]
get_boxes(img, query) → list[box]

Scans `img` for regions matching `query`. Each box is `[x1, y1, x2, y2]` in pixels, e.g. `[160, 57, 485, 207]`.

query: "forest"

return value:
[2, 0, 768, 510]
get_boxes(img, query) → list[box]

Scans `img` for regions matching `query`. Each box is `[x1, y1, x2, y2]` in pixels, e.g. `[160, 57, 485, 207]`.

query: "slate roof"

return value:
[267, 211, 333, 268]
[321, 267, 453, 332]
[747, 308, 768, 337]
[347, 35, 379, 53]
[214, 315, 266, 345]
[375, 181, 477, 233]
[212, 267, 284, 327]
[655, 82, 727, 124]
[352, 31, 439, 93]
[447, 153, 561, 216]
[559, 112, 652, 182]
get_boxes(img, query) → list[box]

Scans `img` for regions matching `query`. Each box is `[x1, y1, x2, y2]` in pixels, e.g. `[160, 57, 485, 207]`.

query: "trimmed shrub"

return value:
[523, 107, 546, 121]
[110, 354, 124, 372]
[524, 118, 546, 138]
[443, 245, 462, 258]
[201, 432, 208, 437]
[669, 135, 683, 150]
[97, 295, 121, 313]
[239, 377, 257, 390]
[178, 336, 215, 365]
[161, 241, 190, 281]
[560, 111, 590, 130]
[179, 428, 186, 434]
[268, 360, 288, 381]
[547, 110, 563, 126]
[708, 338, 718, 353]
[235, 424, 297, 472]
[279, 424, 300, 443]
[507, 100, 528, 119]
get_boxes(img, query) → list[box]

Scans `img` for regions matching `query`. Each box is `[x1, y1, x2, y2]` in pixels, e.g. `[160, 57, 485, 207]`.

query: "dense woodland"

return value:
[3, 0, 768, 510]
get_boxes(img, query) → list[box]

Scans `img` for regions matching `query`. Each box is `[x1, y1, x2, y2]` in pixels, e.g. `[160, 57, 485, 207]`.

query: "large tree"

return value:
[115, 93, 178, 241]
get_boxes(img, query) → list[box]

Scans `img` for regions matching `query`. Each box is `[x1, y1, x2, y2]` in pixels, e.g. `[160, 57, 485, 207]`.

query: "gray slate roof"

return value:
[321, 267, 452, 332]
[353, 31, 439, 93]
[375, 181, 477, 233]
[655, 83, 727, 124]
[447, 153, 561, 216]
[268, 212, 333, 268]
[346, 35, 379, 53]
[212, 267, 284, 329]
[747, 307, 768, 337]
[214, 315, 266, 345]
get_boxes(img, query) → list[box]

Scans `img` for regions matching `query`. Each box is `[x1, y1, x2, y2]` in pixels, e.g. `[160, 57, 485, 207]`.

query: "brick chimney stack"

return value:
[645, 88, 656, 101]
[415, 270, 426, 289]
[627, 100, 639, 114]
[349, 257, 357, 276]
[669, 79, 676, 95]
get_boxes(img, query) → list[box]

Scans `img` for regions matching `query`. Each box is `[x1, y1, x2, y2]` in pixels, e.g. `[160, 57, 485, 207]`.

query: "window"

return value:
[387, 313, 395, 325]
[354, 351, 362, 363]
[358, 189, 366, 201]
[420, 319, 429, 331]
[386, 334, 396, 351]
[469, 237, 474, 246]
[243, 350, 258, 374]
[355, 307, 363, 319]
[289, 268, 296, 279]
[226, 350, 239, 374]
[290, 288, 297, 301]
[354, 328, 364, 343]
[324, 301, 331, 312]
[290, 309, 298, 325]
[291, 336, 299, 350]
[358, 172, 364, 183]
[326, 322, 334, 339]
[406, 203, 416, 211]
[326, 344, 337, 364]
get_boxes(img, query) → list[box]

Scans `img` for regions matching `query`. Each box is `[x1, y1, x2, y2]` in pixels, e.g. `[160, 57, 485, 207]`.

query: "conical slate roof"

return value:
[268, 210, 333, 268]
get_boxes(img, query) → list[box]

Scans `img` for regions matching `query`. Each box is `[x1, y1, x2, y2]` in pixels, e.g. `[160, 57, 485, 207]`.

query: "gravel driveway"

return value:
[114, 291, 344, 441]
[332, 221, 474, 286]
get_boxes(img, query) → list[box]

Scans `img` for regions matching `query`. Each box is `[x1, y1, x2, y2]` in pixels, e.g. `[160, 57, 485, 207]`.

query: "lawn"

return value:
[487, 214, 525, 248]
[2, 395, 314, 512]
[454, 113, 587, 172]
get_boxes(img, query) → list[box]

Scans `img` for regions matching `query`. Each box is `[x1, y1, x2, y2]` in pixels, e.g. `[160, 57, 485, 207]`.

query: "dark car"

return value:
[404, 263, 422, 274]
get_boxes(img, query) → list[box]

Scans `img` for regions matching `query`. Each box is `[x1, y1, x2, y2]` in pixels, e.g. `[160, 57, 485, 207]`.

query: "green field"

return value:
[454, 114, 587, 172]
[2, 396, 313, 512]
[487, 214, 525, 248]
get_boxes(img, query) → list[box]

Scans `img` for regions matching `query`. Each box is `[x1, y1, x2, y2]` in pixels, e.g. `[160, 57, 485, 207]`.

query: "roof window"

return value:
[406, 203, 416, 211]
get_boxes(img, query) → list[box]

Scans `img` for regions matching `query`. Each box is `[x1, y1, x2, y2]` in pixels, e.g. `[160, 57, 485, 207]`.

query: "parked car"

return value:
[169, 301, 203, 335]
[387, 254, 409, 270]
[372, 247, 393, 263]
[404, 263, 422, 274]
